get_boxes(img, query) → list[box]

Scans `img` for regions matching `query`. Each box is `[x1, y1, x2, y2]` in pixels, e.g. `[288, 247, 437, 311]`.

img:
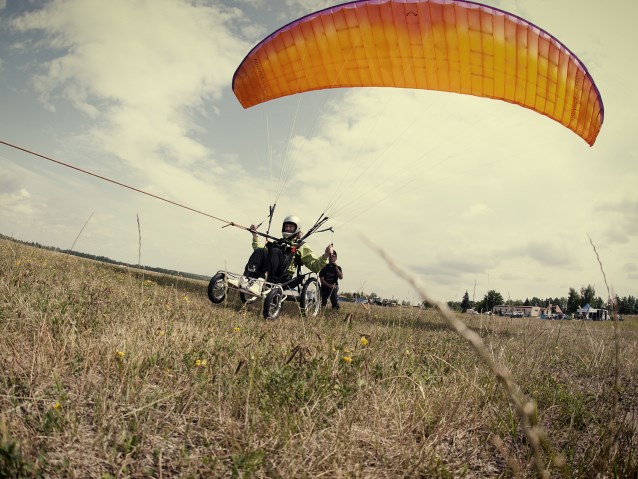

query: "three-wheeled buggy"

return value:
[207, 269, 321, 320]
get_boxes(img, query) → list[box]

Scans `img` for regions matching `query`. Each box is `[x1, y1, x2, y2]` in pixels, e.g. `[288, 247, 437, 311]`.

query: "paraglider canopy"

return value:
[232, 0, 603, 145]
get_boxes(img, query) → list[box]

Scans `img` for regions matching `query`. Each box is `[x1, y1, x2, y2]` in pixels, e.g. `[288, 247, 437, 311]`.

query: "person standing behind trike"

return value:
[319, 250, 343, 310]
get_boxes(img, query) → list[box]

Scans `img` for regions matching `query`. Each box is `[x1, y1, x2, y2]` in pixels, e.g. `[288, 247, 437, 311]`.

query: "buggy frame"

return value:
[207, 269, 321, 320]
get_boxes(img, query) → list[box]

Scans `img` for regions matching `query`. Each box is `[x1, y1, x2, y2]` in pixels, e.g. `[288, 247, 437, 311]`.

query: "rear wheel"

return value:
[263, 286, 284, 320]
[207, 272, 227, 304]
[300, 277, 320, 317]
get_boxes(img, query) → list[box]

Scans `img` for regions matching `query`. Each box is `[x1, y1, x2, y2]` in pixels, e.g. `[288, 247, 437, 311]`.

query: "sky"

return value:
[1, 0, 637, 305]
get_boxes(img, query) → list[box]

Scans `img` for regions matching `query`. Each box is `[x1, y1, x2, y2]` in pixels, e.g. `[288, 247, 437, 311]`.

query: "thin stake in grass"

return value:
[137, 214, 142, 267]
[69, 211, 94, 253]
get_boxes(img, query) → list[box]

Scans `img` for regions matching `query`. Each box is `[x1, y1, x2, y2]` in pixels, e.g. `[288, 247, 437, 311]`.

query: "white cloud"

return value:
[284, 0, 333, 13]
[594, 197, 638, 244]
[502, 241, 576, 268]
[0, 163, 39, 217]
[11, 0, 248, 172]
[0, 188, 35, 215]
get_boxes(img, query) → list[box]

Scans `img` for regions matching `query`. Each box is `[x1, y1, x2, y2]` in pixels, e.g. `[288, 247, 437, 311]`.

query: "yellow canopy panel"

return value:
[232, 0, 603, 146]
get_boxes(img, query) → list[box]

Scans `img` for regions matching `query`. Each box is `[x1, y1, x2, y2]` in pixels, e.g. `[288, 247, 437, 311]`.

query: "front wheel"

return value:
[263, 286, 284, 320]
[207, 272, 227, 304]
[300, 277, 320, 317]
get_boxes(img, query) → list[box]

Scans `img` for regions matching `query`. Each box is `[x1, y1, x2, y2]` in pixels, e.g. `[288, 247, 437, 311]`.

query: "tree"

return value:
[580, 284, 596, 305]
[592, 296, 605, 309]
[529, 297, 543, 307]
[447, 301, 461, 312]
[618, 295, 637, 314]
[477, 290, 504, 313]
[548, 297, 566, 311]
[567, 288, 581, 314]
[460, 291, 471, 312]
[556, 297, 568, 311]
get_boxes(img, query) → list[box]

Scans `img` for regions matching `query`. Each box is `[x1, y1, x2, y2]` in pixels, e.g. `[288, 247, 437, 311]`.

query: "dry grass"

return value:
[1, 238, 637, 478]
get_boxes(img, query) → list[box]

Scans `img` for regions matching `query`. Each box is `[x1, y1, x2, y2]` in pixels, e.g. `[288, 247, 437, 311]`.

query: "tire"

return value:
[263, 286, 284, 320]
[300, 277, 320, 317]
[240, 292, 259, 304]
[207, 272, 227, 304]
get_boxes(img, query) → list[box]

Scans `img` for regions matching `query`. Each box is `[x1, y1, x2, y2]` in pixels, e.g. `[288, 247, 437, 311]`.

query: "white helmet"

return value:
[282, 215, 301, 239]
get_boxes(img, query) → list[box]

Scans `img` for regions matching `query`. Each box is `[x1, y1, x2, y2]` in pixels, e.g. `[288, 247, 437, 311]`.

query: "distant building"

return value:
[540, 303, 568, 319]
[374, 298, 398, 307]
[492, 305, 544, 317]
[575, 304, 609, 321]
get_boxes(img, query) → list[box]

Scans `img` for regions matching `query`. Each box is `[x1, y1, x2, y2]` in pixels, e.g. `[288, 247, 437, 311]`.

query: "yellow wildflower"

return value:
[195, 359, 202, 366]
[116, 350, 125, 358]
[52, 401, 61, 410]
[360, 337, 369, 347]
[233, 327, 241, 332]
[200, 359, 207, 366]
[342, 356, 352, 364]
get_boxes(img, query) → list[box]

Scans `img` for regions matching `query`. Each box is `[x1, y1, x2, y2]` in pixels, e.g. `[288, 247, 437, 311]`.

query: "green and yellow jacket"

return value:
[252, 237, 328, 275]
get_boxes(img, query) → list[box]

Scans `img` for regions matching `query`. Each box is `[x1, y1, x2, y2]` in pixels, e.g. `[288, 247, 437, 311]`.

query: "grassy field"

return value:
[1, 238, 636, 478]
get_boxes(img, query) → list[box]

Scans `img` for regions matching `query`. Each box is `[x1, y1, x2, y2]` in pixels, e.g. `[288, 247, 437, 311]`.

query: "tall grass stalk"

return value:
[587, 234, 622, 474]
[364, 236, 563, 478]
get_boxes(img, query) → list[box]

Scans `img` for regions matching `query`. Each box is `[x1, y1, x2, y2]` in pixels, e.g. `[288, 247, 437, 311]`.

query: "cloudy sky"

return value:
[1, 0, 636, 305]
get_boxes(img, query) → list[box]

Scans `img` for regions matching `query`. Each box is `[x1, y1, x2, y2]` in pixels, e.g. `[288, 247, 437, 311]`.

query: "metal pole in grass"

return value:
[65, 211, 94, 265]
[362, 235, 564, 479]
[70, 211, 94, 253]
[137, 214, 142, 267]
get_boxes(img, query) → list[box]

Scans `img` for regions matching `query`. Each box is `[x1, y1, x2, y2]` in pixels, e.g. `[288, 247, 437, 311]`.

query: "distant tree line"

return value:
[6, 234, 636, 313]
[347, 283, 638, 315]
[1, 234, 209, 282]
[447, 284, 638, 315]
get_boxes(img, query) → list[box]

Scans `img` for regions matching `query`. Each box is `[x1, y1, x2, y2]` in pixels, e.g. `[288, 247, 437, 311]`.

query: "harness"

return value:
[267, 240, 303, 275]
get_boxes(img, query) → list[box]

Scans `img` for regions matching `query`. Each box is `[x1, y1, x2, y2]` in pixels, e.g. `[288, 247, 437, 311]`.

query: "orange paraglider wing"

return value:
[232, 0, 603, 146]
